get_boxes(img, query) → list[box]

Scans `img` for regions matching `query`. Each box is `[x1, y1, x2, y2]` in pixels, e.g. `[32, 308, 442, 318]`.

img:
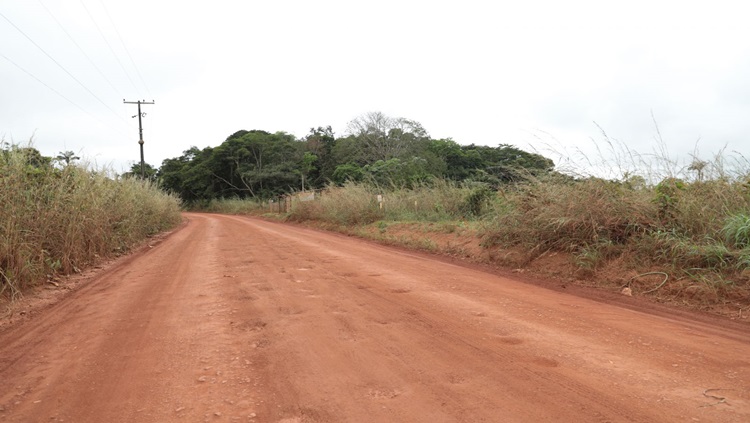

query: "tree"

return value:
[332, 163, 365, 185]
[346, 111, 429, 163]
[300, 152, 318, 191]
[55, 150, 80, 166]
[429, 139, 481, 180]
[459, 144, 554, 185]
[123, 162, 157, 181]
[1, 145, 52, 170]
[158, 146, 215, 203]
[194, 130, 303, 200]
[303, 126, 336, 185]
[363, 157, 432, 188]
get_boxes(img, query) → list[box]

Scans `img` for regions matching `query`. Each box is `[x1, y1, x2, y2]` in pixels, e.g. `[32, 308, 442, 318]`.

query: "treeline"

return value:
[157, 111, 554, 203]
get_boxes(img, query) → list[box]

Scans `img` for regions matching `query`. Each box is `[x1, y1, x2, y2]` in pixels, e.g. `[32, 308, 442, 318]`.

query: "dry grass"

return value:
[288, 183, 384, 225]
[203, 198, 267, 215]
[1, 147, 182, 300]
[287, 180, 498, 225]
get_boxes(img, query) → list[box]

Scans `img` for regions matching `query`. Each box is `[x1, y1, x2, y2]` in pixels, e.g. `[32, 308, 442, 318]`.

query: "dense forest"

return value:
[156, 112, 555, 203]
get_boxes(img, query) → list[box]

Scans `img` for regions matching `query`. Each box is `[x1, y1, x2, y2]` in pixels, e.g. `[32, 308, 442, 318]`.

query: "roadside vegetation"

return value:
[283, 161, 750, 314]
[1, 144, 182, 301]
[154, 111, 749, 315]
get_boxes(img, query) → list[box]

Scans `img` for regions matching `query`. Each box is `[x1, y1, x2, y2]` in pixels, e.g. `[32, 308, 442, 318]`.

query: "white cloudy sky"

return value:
[1, 0, 749, 175]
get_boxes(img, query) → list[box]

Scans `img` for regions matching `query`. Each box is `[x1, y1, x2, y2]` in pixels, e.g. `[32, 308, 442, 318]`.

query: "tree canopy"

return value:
[156, 112, 555, 203]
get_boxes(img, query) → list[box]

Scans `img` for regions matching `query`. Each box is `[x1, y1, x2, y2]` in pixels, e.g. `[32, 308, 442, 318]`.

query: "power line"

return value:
[0, 9, 132, 129]
[37, 0, 124, 99]
[79, 0, 141, 98]
[0, 52, 129, 140]
[98, 0, 152, 99]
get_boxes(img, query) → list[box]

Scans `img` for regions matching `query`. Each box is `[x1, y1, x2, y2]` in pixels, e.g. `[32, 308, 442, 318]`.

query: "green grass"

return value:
[722, 213, 750, 249]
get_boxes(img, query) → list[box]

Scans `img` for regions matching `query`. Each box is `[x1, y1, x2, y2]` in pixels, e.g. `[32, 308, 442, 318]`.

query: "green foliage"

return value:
[54, 150, 80, 166]
[722, 214, 750, 248]
[157, 112, 556, 206]
[300, 152, 318, 191]
[462, 184, 495, 217]
[654, 177, 685, 222]
[159, 131, 305, 203]
[332, 163, 365, 184]
[575, 240, 620, 270]
[428, 139, 553, 186]
[303, 126, 337, 185]
[123, 162, 158, 182]
[363, 157, 432, 188]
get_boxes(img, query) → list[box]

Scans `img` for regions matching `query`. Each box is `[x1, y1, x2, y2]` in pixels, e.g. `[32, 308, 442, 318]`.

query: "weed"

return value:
[722, 214, 750, 248]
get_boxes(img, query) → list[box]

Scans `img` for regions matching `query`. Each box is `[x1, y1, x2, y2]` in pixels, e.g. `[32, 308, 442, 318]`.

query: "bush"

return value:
[461, 184, 495, 217]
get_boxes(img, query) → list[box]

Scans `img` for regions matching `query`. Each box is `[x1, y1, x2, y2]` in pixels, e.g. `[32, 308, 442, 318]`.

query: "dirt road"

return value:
[1, 213, 749, 422]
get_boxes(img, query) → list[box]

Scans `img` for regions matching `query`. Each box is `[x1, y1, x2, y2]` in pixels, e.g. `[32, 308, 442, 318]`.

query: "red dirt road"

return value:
[1, 213, 749, 422]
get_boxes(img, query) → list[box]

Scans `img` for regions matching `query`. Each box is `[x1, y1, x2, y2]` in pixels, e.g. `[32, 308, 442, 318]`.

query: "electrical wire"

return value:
[0, 52, 129, 141]
[0, 9, 133, 130]
[98, 0, 152, 99]
[37, 0, 124, 100]
[78, 0, 141, 98]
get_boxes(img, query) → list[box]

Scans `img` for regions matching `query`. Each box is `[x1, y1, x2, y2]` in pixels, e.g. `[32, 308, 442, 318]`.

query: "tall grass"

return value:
[483, 138, 750, 277]
[287, 183, 384, 225]
[202, 197, 267, 215]
[1, 147, 182, 300]
[485, 176, 656, 254]
[287, 180, 497, 225]
[286, 147, 750, 288]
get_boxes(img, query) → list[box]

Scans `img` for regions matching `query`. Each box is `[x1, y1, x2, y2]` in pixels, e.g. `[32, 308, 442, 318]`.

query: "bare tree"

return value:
[346, 111, 428, 162]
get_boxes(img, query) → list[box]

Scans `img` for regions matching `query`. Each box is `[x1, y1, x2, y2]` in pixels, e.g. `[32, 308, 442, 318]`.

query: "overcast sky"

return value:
[2, 0, 749, 176]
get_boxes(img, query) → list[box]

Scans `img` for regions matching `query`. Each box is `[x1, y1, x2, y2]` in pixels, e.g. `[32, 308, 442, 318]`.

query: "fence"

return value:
[268, 191, 318, 213]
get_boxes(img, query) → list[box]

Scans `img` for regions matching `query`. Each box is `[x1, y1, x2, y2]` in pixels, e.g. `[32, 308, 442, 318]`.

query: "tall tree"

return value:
[205, 130, 302, 199]
[303, 126, 336, 185]
[346, 111, 429, 163]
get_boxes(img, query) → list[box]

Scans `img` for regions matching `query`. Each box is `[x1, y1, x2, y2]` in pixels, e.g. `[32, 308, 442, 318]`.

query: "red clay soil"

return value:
[1, 213, 749, 422]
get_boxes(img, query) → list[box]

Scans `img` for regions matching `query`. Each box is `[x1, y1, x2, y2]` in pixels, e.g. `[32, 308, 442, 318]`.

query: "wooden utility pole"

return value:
[123, 99, 154, 178]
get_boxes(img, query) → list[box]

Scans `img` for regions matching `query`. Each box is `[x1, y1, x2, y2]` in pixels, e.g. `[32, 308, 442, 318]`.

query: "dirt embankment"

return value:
[1, 213, 749, 422]
[331, 220, 750, 321]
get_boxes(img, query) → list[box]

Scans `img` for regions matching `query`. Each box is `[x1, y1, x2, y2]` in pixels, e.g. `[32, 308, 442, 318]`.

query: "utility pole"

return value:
[123, 99, 154, 178]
